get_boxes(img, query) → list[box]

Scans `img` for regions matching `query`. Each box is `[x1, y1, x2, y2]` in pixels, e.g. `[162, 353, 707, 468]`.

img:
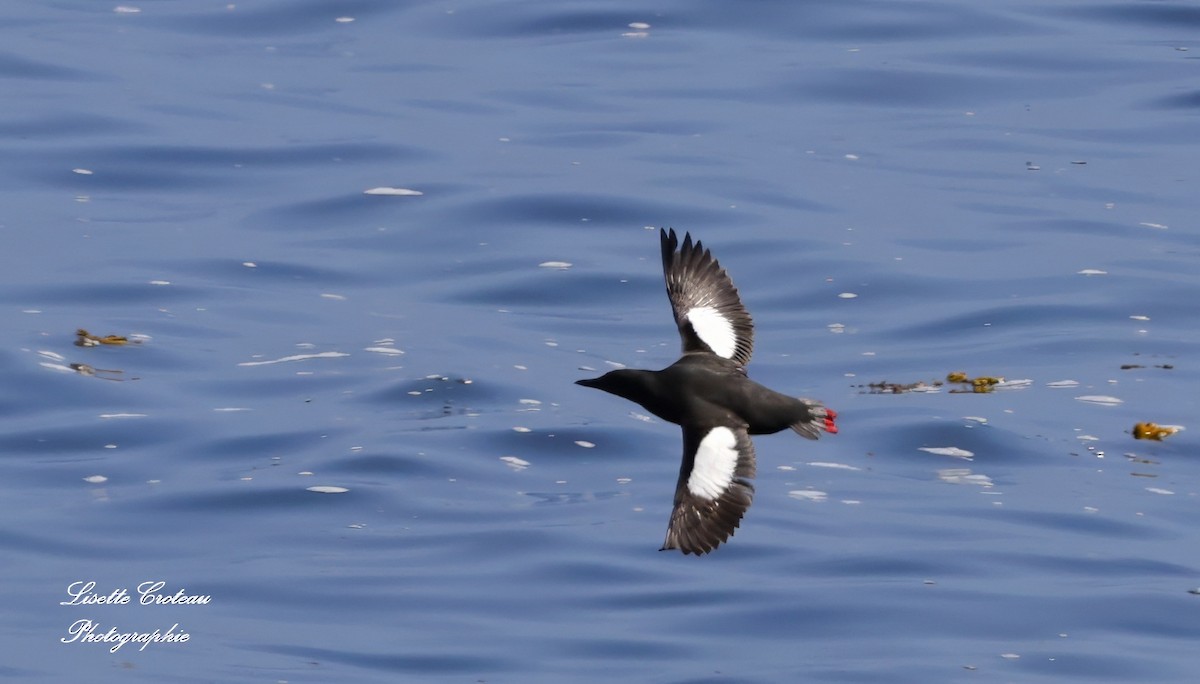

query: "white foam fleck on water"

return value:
[788, 490, 828, 502]
[99, 413, 147, 419]
[837, 292, 858, 299]
[919, 446, 974, 460]
[938, 468, 994, 487]
[539, 261, 572, 269]
[1145, 487, 1174, 496]
[83, 475, 108, 484]
[574, 440, 595, 448]
[307, 486, 349, 494]
[500, 456, 530, 470]
[1047, 380, 1079, 388]
[1077, 269, 1107, 276]
[622, 22, 650, 37]
[364, 346, 404, 356]
[513, 426, 532, 433]
[1076, 395, 1123, 406]
[807, 462, 862, 471]
[73, 168, 94, 175]
[363, 187, 423, 196]
[238, 351, 349, 366]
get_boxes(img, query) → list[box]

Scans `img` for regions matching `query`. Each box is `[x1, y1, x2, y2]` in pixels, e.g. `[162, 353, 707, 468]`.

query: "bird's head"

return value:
[575, 369, 649, 402]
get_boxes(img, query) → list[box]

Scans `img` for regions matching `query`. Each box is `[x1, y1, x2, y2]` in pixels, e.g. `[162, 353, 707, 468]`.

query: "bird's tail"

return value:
[790, 401, 838, 440]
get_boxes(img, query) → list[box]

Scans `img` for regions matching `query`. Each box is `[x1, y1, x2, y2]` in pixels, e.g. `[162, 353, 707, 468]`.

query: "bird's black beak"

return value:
[575, 377, 599, 388]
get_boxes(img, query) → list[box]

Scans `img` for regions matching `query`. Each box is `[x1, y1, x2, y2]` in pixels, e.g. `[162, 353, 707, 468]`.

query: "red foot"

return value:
[824, 408, 838, 434]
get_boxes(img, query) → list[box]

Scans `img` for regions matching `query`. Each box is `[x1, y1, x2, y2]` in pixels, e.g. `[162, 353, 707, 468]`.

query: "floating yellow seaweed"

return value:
[859, 371, 1015, 395]
[946, 371, 1005, 393]
[76, 328, 142, 347]
[1132, 422, 1181, 441]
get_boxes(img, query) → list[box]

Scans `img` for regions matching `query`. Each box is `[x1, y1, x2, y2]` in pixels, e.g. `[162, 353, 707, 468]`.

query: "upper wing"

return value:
[661, 424, 757, 555]
[661, 228, 754, 366]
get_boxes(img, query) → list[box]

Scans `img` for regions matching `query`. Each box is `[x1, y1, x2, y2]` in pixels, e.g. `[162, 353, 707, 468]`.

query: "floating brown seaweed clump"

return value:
[855, 379, 943, 394]
[856, 371, 1023, 395]
[1132, 422, 1182, 441]
[946, 371, 1005, 393]
[71, 328, 141, 380]
[75, 328, 142, 347]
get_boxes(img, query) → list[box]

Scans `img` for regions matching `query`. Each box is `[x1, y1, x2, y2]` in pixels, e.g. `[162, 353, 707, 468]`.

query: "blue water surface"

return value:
[3, 1, 1199, 682]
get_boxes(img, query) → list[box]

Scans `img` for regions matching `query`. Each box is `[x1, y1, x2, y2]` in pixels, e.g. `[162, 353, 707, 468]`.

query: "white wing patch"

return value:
[686, 305, 736, 360]
[687, 426, 739, 500]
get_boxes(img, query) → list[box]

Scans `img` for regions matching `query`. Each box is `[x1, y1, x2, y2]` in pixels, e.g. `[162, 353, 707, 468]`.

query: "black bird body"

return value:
[577, 229, 837, 555]
[578, 354, 819, 437]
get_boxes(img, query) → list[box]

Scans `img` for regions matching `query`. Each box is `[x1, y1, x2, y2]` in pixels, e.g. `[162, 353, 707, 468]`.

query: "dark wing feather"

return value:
[660, 228, 754, 366]
[661, 424, 757, 556]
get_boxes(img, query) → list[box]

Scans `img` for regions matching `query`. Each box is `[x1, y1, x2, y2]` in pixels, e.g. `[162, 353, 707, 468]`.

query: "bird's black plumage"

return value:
[576, 228, 837, 555]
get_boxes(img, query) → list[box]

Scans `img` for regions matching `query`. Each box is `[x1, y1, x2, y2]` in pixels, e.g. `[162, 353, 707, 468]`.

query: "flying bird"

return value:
[577, 228, 837, 555]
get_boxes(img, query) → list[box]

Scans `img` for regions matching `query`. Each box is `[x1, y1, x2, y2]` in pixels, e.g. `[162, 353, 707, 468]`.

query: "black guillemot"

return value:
[577, 228, 837, 555]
